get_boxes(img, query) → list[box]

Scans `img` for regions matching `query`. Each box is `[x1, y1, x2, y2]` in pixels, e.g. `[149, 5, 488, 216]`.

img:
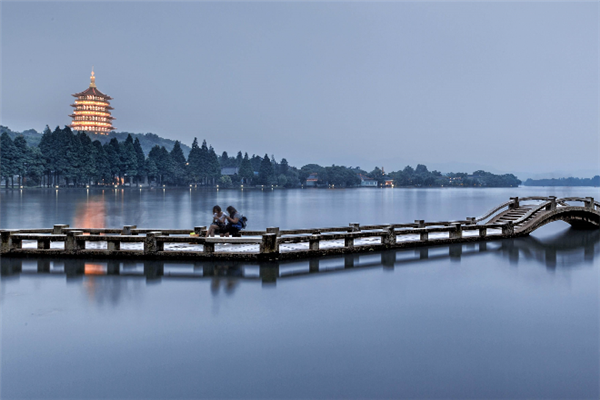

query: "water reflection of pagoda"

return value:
[69, 69, 115, 135]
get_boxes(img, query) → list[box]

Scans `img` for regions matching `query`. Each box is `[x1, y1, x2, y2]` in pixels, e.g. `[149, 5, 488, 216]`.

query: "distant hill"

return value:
[1, 126, 43, 148]
[0, 126, 190, 157]
[523, 176, 600, 187]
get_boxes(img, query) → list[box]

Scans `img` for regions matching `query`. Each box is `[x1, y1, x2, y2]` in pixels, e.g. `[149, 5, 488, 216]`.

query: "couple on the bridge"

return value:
[205, 205, 244, 237]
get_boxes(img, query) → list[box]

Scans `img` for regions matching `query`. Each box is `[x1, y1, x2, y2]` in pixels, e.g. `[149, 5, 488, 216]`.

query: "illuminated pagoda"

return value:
[69, 69, 115, 134]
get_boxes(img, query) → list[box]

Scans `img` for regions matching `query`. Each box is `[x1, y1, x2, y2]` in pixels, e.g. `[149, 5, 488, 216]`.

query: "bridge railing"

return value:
[474, 200, 517, 223]
[558, 197, 596, 210]
[1, 220, 512, 257]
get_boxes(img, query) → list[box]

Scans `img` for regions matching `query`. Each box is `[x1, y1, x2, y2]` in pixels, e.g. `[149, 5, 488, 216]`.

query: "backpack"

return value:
[240, 215, 248, 229]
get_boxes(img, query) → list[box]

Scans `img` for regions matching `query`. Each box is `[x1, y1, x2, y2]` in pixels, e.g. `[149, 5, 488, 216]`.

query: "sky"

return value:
[1, 1, 598, 178]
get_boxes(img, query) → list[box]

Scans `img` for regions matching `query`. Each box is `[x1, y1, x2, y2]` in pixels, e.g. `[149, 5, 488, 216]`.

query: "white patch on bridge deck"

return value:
[19, 229, 502, 254]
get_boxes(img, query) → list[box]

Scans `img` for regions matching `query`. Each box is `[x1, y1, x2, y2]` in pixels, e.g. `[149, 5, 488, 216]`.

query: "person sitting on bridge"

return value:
[222, 206, 243, 237]
[206, 205, 227, 237]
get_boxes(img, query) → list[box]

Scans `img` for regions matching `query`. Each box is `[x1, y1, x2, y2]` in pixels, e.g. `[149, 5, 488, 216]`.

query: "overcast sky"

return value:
[1, 1, 598, 178]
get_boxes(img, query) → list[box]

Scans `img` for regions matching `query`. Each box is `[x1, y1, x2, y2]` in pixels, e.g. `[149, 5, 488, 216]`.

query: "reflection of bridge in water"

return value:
[3, 227, 598, 286]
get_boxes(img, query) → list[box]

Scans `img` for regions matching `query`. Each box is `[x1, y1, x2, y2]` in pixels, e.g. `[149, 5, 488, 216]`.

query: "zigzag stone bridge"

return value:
[1, 196, 598, 262]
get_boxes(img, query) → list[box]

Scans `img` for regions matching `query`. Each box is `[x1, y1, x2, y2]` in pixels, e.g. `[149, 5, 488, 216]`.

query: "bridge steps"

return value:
[489, 206, 532, 223]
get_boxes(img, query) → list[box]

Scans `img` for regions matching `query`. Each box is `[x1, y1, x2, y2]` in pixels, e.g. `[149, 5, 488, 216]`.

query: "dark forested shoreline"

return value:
[1, 125, 521, 189]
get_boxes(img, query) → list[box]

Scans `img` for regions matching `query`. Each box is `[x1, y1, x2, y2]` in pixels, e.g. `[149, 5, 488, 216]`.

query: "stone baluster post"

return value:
[546, 196, 557, 211]
[107, 237, 121, 251]
[266, 227, 280, 237]
[1, 230, 18, 252]
[144, 232, 162, 254]
[122, 225, 137, 235]
[37, 237, 51, 249]
[415, 220, 425, 228]
[501, 221, 515, 236]
[260, 233, 279, 254]
[382, 226, 396, 246]
[345, 234, 354, 249]
[65, 231, 84, 252]
[349, 223, 361, 232]
[449, 223, 462, 239]
[309, 234, 321, 251]
[53, 224, 69, 234]
[204, 240, 215, 255]
[585, 197, 594, 210]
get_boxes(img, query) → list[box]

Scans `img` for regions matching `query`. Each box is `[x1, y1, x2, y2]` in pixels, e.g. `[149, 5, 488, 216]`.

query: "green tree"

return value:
[170, 141, 187, 185]
[25, 147, 45, 186]
[284, 167, 300, 188]
[258, 154, 274, 185]
[93, 140, 112, 185]
[38, 126, 56, 186]
[12, 135, 29, 186]
[250, 154, 262, 173]
[219, 175, 233, 188]
[238, 153, 254, 184]
[280, 158, 289, 175]
[51, 127, 73, 186]
[277, 174, 288, 187]
[325, 166, 360, 187]
[70, 131, 85, 185]
[145, 157, 159, 184]
[208, 146, 221, 185]
[77, 132, 97, 185]
[187, 138, 202, 185]
[220, 151, 232, 168]
[199, 140, 210, 185]
[106, 138, 122, 183]
[133, 137, 146, 184]
[147, 145, 172, 185]
[1, 132, 16, 188]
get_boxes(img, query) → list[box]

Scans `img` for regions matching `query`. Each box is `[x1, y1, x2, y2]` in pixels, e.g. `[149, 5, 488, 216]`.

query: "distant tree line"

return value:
[1, 125, 521, 189]
[523, 176, 600, 187]
[0, 126, 301, 188]
[388, 165, 521, 187]
[301, 163, 521, 188]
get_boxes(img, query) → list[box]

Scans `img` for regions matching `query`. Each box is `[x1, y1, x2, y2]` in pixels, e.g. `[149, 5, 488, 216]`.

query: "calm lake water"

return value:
[1, 187, 599, 399]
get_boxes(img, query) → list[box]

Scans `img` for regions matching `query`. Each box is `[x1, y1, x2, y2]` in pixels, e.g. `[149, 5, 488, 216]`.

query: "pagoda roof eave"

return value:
[71, 86, 113, 100]
[69, 116, 116, 120]
[69, 125, 117, 130]
[70, 104, 114, 110]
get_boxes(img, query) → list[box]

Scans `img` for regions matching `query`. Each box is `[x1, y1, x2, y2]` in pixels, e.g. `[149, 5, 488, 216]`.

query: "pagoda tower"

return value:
[69, 69, 115, 135]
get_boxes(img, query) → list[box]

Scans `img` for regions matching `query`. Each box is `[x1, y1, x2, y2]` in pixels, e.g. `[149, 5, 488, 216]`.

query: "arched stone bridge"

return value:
[476, 196, 599, 236]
